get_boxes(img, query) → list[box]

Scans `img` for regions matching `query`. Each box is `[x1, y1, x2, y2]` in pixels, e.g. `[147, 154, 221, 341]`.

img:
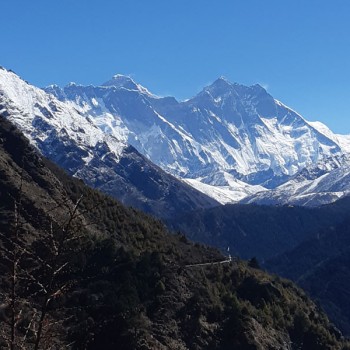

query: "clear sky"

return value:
[1, 0, 350, 133]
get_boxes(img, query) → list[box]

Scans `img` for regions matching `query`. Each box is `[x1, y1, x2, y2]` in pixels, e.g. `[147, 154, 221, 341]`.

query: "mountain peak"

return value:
[250, 83, 268, 93]
[198, 77, 234, 98]
[217, 75, 230, 82]
[101, 74, 157, 97]
[211, 76, 233, 88]
[208, 78, 269, 96]
[102, 74, 138, 89]
[66, 82, 78, 87]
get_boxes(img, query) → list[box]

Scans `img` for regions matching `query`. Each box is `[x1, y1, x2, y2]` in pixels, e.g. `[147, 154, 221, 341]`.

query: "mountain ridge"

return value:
[1, 65, 350, 207]
[0, 67, 218, 218]
[44, 71, 350, 205]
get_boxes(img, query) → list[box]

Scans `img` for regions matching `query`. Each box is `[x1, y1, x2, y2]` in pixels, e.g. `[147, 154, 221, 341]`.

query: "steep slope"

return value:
[46, 75, 350, 200]
[0, 67, 218, 218]
[266, 215, 350, 335]
[0, 116, 348, 350]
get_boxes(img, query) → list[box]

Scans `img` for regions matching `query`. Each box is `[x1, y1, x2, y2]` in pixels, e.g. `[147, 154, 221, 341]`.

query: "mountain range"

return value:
[44, 73, 350, 205]
[1, 66, 350, 209]
[0, 67, 217, 219]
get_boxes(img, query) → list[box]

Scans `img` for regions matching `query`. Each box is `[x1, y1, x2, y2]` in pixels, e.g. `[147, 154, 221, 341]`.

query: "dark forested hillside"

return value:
[266, 217, 350, 336]
[167, 200, 350, 261]
[0, 115, 349, 349]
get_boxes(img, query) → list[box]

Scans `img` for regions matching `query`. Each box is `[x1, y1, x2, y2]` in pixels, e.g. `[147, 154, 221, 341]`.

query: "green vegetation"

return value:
[267, 217, 350, 336]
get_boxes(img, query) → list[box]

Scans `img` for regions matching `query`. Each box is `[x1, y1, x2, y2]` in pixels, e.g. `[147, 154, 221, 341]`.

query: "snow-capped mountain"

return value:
[0, 69, 126, 169]
[45, 74, 350, 205]
[242, 155, 350, 206]
[1, 66, 349, 208]
[0, 67, 218, 217]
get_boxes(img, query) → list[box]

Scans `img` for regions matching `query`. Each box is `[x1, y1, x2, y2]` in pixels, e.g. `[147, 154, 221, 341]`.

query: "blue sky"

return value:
[1, 0, 350, 133]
